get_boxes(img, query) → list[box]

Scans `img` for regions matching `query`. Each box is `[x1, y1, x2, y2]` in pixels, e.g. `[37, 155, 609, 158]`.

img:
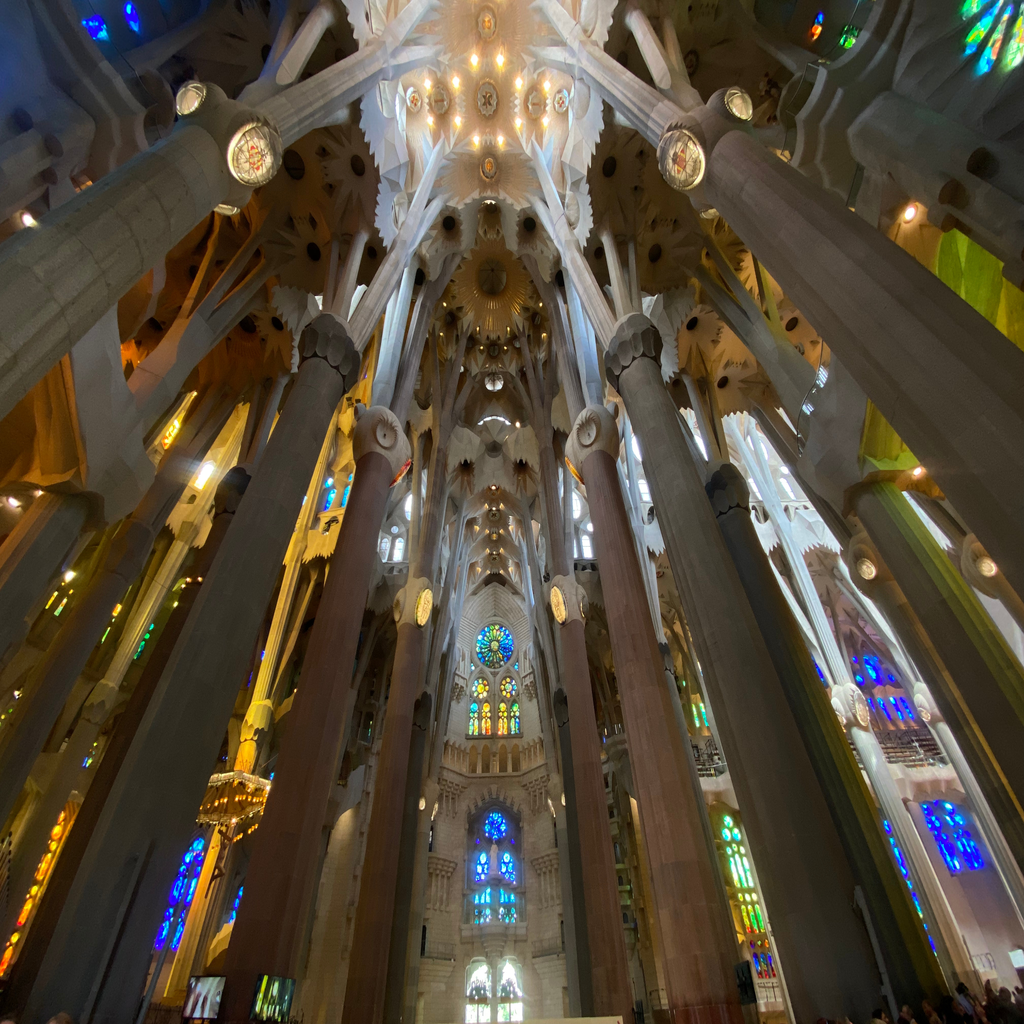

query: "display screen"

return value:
[251, 975, 295, 1021]
[182, 976, 225, 1021]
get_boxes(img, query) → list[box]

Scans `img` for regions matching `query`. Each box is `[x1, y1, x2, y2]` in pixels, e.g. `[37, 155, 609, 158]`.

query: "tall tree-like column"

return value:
[566, 403, 743, 1024]
[18, 316, 361, 1023]
[341, 331, 470, 1024]
[600, 314, 883, 1021]
[220, 405, 410, 1020]
[514, 334, 633, 1017]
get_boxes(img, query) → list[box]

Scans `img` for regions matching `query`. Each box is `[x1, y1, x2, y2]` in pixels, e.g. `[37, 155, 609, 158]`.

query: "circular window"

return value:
[476, 623, 514, 668]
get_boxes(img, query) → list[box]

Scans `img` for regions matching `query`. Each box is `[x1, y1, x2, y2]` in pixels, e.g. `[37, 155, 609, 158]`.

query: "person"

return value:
[900, 1005, 919, 1024]
[923, 999, 943, 1024]
[957, 984, 979, 1020]
[942, 994, 968, 1024]
[872, 1008, 888, 1024]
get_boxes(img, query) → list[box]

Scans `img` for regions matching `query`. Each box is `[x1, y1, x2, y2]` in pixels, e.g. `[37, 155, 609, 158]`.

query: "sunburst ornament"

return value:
[452, 238, 534, 335]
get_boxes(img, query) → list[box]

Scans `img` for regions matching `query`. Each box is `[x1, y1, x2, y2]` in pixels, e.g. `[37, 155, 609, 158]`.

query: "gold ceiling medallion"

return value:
[657, 128, 706, 191]
[414, 586, 433, 627]
[480, 155, 498, 181]
[430, 85, 450, 115]
[477, 80, 498, 118]
[406, 87, 423, 113]
[552, 88, 570, 115]
[525, 88, 545, 119]
[477, 5, 497, 38]
[550, 585, 567, 624]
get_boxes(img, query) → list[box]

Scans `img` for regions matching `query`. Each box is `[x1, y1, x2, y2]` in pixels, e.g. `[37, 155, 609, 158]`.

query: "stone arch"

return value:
[511, 743, 520, 772]
[498, 743, 507, 773]
[481, 743, 490, 774]
[469, 745, 478, 773]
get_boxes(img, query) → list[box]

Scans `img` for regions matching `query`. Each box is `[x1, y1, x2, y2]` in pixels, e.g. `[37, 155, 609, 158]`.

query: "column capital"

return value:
[299, 313, 360, 384]
[961, 533, 1002, 598]
[844, 525, 895, 592]
[705, 461, 750, 517]
[394, 576, 433, 628]
[566, 404, 619, 474]
[604, 312, 663, 390]
[353, 403, 412, 478]
[831, 681, 872, 733]
[547, 574, 588, 625]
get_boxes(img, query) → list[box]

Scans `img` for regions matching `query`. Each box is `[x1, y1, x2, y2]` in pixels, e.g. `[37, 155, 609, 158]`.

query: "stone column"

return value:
[707, 461, 945, 1005]
[383, 691, 431, 1024]
[0, 411, 235, 828]
[219, 405, 409, 1021]
[4, 468, 246, 1014]
[17, 315, 361, 1024]
[566, 404, 743, 1024]
[852, 481, 1024, 871]
[0, 492, 89, 659]
[603, 315, 883, 1022]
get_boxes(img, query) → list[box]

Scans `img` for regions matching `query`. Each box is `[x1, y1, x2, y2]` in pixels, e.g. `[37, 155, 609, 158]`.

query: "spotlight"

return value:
[902, 203, 918, 224]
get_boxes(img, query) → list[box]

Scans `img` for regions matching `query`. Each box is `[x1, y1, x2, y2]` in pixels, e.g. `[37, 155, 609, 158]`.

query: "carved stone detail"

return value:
[353, 404, 412, 477]
[393, 575, 432, 627]
[547, 573, 588, 625]
[298, 313, 360, 388]
[705, 461, 750, 518]
[566, 404, 618, 475]
[604, 312, 663, 389]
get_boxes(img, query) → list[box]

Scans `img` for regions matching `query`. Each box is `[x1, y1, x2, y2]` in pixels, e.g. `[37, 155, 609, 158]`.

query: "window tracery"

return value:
[476, 623, 514, 668]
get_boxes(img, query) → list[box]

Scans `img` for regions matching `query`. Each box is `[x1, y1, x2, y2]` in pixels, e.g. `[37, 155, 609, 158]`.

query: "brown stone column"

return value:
[604, 315, 887, 1021]
[220, 407, 409, 1021]
[847, 491, 1024, 874]
[567, 404, 743, 1024]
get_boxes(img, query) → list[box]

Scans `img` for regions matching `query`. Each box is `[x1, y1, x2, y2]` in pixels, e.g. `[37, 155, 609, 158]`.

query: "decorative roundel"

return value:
[485, 370, 504, 391]
[476, 623, 514, 668]
[525, 88, 545, 119]
[430, 85, 450, 115]
[477, 5, 497, 38]
[477, 80, 498, 118]
[484, 811, 507, 840]
[406, 86, 423, 113]
[550, 584, 567, 624]
[480, 155, 498, 180]
[552, 88, 570, 114]
[853, 691, 871, 728]
[175, 80, 207, 117]
[472, 679, 489, 699]
[724, 86, 753, 121]
[658, 128, 706, 191]
[856, 556, 877, 580]
[500, 677, 517, 699]
[414, 586, 433, 626]
[227, 120, 283, 186]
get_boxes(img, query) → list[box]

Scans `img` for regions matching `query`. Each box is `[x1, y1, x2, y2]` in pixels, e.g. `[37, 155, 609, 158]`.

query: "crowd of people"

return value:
[869, 981, 1024, 1024]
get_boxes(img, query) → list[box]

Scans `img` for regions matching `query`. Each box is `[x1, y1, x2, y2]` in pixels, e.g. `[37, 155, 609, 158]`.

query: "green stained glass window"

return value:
[476, 624, 514, 668]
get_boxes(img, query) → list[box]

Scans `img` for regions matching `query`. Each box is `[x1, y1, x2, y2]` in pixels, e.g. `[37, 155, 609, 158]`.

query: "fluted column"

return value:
[18, 315, 362, 1023]
[852, 482, 1024, 872]
[707, 461, 945, 1006]
[220, 405, 410, 1021]
[0, 492, 89, 660]
[566, 404, 743, 1024]
[603, 315, 883, 1022]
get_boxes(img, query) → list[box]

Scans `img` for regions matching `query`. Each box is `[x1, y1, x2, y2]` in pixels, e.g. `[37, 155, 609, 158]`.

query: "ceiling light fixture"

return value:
[470, 53, 479, 67]
[496, 52, 504, 67]
[903, 203, 918, 223]
[452, 74, 461, 89]
[514, 75, 523, 90]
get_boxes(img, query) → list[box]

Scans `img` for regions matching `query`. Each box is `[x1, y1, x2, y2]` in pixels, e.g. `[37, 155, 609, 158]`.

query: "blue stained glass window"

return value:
[500, 851, 515, 884]
[864, 655, 880, 682]
[229, 885, 244, 924]
[899, 696, 915, 720]
[890, 696, 904, 721]
[123, 2, 141, 32]
[498, 889, 516, 923]
[474, 888, 492, 923]
[484, 811, 507, 841]
[813, 659, 826, 684]
[923, 801, 984, 873]
[468, 701, 480, 736]
[475, 851, 489, 882]
[323, 488, 337, 511]
[476, 623, 514, 668]
[155, 836, 206, 950]
[82, 15, 109, 40]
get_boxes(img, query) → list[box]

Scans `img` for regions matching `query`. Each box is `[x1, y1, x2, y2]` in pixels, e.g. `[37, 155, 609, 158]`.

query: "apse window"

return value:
[497, 958, 524, 1021]
[465, 959, 491, 1021]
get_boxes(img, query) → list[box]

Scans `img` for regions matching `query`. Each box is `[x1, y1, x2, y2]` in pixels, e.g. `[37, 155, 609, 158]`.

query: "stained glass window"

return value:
[497, 957, 523, 1019]
[922, 801, 984, 873]
[155, 836, 206, 950]
[473, 679, 489, 699]
[498, 889, 517, 924]
[962, 0, 1024, 71]
[481, 702, 491, 736]
[509, 702, 520, 735]
[476, 624, 514, 668]
[473, 889, 492, 924]
[469, 702, 480, 736]
[475, 851, 490, 882]
[497, 702, 508, 736]
[229, 885, 244, 924]
[500, 851, 516, 884]
[393, 536, 405, 561]
[484, 812, 507, 840]
[466, 959, 492, 1021]
[500, 677, 517, 700]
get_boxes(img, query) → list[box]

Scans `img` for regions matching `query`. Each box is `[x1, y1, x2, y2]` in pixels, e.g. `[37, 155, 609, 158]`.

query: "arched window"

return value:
[468, 702, 480, 736]
[496, 958, 524, 1020]
[509, 702, 520, 735]
[475, 851, 489, 883]
[404, 492, 413, 519]
[392, 536, 405, 561]
[497, 702, 508, 736]
[580, 533, 593, 559]
[962, 0, 1024, 73]
[465, 959, 491, 1022]
[378, 535, 391, 560]
[481, 702, 491, 736]
[468, 808, 518, 933]
[500, 851, 515, 884]
[476, 623, 514, 668]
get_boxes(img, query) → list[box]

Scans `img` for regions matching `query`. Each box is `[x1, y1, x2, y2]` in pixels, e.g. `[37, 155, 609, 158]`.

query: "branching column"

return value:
[221, 405, 410, 1021]
[566, 404, 743, 1024]
[18, 316, 361, 1023]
